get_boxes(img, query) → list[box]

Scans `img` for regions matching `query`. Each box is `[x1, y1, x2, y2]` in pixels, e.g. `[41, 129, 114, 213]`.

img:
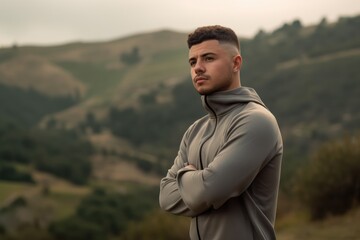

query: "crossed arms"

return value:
[159, 110, 280, 217]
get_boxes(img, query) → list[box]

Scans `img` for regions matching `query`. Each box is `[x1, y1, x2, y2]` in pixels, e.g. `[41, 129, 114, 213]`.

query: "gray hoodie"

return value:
[159, 87, 283, 240]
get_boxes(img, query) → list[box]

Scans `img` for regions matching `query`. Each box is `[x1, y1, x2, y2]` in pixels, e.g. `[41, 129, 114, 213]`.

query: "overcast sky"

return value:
[1, 0, 359, 47]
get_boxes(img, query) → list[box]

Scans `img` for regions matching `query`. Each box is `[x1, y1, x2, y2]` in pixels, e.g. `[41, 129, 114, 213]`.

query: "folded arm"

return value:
[159, 126, 206, 217]
[176, 110, 280, 212]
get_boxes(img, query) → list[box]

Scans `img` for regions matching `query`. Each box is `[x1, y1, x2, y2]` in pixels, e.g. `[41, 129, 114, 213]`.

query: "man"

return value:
[159, 25, 283, 240]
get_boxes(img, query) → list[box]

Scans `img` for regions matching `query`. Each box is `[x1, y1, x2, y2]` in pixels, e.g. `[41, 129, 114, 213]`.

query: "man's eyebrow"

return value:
[188, 56, 196, 63]
[201, 52, 216, 58]
[188, 55, 195, 60]
[189, 52, 216, 62]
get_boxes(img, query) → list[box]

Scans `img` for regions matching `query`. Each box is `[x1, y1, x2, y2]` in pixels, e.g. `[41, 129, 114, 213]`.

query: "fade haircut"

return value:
[187, 25, 240, 52]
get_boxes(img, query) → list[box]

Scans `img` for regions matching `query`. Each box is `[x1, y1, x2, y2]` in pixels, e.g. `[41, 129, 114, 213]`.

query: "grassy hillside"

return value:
[0, 30, 189, 101]
[0, 84, 76, 127]
[276, 206, 360, 240]
[101, 15, 360, 187]
[0, 30, 190, 129]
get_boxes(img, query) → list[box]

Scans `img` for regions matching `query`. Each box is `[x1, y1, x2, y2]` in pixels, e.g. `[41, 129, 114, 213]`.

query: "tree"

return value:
[49, 216, 105, 240]
[49, 187, 158, 239]
[295, 134, 360, 219]
[120, 46, 141, 65]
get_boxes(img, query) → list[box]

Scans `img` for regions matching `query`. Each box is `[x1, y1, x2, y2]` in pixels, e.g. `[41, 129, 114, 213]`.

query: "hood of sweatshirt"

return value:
[201, 87, 267, 117]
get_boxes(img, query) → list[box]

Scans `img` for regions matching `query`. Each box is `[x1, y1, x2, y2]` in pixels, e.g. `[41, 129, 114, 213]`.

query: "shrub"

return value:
[120, 210, 189, 240]
[0, 196, 27, 214]
[295, 134, 360, 219]
[49, 187, 158, 239]
[0, 163, 34, 183]
[0, 223, 5, 235]
[120, 47, 141, 65]
[49, 216, 105, 240]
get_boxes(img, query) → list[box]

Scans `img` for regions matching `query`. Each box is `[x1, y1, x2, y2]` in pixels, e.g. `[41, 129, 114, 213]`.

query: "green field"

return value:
[0, 181, 35, 203]
[277, 207, 360, 240]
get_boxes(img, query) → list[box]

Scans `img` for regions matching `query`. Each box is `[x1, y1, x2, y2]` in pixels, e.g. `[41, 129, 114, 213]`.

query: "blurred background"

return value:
[0, 0, 359, 239]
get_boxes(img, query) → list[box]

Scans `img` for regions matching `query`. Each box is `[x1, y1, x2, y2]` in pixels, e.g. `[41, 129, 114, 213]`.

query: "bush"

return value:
[1, 226, 54, 240]
[295, 134, 360, 219]
[0, 125, 93, 185]
[49, 216, 105, 240]
[120, 47, 141, 65]
[0, 223, 5, 235]
[120, 210, 189, 240]
[0, 163, 34, 183]
[49, 187, 159, 239]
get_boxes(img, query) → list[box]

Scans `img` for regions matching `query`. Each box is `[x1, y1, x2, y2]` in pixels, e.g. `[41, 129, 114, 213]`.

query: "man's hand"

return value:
[184, 162, 197, 170]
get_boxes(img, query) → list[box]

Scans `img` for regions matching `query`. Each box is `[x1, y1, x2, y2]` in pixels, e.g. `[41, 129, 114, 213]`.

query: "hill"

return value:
[0, 30, 190, 128]
[100, 15, 360, 187]
[0, 13, 359, 193]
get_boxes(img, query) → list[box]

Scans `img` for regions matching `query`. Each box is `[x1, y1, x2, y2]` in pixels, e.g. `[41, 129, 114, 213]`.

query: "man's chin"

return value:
[196, 88, 215, 96]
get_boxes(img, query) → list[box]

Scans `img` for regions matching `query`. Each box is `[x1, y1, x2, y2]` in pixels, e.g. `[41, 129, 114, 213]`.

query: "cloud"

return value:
[0, 0, 359, 46]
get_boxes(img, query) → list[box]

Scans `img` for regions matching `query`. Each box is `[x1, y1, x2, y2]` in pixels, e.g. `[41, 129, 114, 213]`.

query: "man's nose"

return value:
[194, 61, 205, 74]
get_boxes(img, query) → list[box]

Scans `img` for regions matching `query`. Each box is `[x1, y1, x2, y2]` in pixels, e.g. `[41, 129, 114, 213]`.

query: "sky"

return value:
[0, 0, 359, 47]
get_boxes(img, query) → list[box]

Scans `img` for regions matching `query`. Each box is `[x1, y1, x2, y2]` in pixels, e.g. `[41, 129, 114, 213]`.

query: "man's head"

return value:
[187, 25, 240, 52]
[187, 25, 242, 95]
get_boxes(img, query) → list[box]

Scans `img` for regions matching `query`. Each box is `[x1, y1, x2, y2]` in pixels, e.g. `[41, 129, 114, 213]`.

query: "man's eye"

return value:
[189, 61, 196, 67]
[205, 57, 213, 61]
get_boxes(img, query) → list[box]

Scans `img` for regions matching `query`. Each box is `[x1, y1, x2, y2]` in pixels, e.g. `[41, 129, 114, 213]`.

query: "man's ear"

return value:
[233, 55, 242, 72]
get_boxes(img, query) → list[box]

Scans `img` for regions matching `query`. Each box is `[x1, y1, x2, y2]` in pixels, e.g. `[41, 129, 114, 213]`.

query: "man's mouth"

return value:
[195, 75, 208, 83]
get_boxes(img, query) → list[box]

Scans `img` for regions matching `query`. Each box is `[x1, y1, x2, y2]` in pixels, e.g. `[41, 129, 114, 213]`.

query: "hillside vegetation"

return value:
[0, 14, 359, 239]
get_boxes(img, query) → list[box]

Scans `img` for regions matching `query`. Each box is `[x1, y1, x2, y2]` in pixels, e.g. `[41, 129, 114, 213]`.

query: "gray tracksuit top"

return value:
[159, 87, 283, 240]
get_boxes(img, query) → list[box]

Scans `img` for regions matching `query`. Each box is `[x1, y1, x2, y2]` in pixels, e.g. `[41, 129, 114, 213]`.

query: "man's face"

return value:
[188, 40, 240, 95]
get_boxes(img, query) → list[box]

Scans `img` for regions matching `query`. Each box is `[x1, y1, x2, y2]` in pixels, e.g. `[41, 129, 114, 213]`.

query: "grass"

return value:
[0, 184, 88, 221]
[1, 179, 359, 240]
[47, 191, 85, 220]
[0, 181, 35, 203]
[55, 60, 126, 101]
[277, 207, 360, 240]
[0, 170, 91, 220]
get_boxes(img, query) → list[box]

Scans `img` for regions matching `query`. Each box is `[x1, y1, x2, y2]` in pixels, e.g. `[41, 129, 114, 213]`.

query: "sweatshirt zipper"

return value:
[196, 95, 218, 240]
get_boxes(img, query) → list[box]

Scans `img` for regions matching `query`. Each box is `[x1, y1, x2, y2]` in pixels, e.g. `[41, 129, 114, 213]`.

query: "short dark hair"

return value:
[187, 25, 240, 51]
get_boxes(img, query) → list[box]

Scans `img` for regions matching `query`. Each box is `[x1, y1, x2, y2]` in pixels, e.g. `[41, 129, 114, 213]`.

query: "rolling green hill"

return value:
[0, 14, 359, 189]
[102, 15, 360, 188]
[0, 30, 191, 129]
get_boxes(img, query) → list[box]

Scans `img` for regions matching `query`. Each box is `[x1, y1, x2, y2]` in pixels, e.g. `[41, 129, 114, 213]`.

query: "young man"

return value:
[159, 25, 283, 240]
